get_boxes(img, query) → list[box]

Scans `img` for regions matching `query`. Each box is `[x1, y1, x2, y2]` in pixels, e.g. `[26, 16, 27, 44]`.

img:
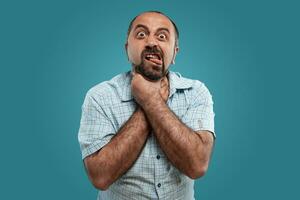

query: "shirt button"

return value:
[157, 183, 161, 188]
[156, 155, 160, 160]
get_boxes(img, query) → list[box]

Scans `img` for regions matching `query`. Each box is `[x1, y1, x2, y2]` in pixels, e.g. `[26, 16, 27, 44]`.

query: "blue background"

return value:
[1, 0, 299, 199]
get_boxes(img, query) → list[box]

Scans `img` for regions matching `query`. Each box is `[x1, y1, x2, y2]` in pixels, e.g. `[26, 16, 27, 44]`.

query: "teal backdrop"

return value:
[1, 0, 299, 199]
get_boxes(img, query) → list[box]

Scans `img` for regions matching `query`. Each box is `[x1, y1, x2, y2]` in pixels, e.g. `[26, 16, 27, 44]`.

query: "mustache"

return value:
[134, 46, 167, 81]
[141, 46, 164, 59]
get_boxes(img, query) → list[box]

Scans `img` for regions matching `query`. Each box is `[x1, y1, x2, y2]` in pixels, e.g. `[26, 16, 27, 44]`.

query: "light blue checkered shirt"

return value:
[78, 71, 215, 200]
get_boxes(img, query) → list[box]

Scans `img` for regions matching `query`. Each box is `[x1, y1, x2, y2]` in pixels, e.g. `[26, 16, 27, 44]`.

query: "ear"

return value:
[171, 46, 179, 65]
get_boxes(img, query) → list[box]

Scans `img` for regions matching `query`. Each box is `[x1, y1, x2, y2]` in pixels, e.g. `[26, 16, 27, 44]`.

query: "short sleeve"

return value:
[78, 92, 116, 159]
[181, 82, 216, 139]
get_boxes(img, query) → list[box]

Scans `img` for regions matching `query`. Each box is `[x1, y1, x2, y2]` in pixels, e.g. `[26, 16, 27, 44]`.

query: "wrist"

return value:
[142, 92, 165, 112]
[134, 106, 150, 129]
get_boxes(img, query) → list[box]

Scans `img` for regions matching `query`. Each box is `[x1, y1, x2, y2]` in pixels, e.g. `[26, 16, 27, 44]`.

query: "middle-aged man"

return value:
[78, 10, 216, 199]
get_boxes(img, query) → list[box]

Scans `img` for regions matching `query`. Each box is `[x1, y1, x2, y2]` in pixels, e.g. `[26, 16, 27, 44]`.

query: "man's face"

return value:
[126, 12, 179, 81]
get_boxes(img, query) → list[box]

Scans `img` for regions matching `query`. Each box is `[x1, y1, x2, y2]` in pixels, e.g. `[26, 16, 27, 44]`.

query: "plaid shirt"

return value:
[78, 71, 215, 200]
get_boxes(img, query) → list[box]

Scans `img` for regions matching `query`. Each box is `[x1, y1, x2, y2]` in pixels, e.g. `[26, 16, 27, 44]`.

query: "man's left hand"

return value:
[131, 72, 169, 107]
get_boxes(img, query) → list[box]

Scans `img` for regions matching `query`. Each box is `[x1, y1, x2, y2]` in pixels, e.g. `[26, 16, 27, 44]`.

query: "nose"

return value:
[145, 35, 158, 48]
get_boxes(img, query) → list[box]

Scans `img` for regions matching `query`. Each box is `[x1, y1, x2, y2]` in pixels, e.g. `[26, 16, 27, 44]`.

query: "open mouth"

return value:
[144, 53, 163, 66]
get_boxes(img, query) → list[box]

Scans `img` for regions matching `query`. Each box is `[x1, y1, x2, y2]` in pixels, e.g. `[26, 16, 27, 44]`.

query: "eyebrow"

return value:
[133, 24, 170, 34]
[156, 27, 170, 34]
[134, 24, 150, 33]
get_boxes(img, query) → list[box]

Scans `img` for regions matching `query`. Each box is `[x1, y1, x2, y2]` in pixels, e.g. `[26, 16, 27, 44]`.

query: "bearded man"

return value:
[78, 10, 216, 200]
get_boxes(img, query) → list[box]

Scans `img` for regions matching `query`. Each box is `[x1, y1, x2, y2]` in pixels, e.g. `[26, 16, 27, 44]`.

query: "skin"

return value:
[125, 12, 179, 80]
[84, 12, 215, 190]
[84, 107, 150, 190]
[132, 73, 214, 179]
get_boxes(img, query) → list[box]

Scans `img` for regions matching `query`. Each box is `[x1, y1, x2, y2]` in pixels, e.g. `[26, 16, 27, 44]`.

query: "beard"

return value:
[134, 62, 167, 81]
[133, 47, 168, 81]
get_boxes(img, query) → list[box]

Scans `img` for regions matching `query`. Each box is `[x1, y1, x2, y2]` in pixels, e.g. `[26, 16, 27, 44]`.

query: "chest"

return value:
[107, 91, 189, 130]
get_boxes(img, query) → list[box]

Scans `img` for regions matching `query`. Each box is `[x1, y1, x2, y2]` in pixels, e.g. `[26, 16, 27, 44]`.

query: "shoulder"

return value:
[173, 72, 213, 103]
[172, 71, 211, 94]
[84, 72, 129, 104]
[191, 80, 212, 96]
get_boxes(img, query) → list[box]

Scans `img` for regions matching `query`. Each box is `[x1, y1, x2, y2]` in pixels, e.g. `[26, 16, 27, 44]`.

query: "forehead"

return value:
[131, 12, 175, 33]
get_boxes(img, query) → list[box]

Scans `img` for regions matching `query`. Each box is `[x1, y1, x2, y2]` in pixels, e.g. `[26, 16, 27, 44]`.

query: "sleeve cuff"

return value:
[81, 135, 114, 159]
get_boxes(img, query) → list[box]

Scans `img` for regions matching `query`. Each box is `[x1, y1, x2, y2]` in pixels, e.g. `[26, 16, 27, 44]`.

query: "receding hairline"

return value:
[127, 11, 179, 46]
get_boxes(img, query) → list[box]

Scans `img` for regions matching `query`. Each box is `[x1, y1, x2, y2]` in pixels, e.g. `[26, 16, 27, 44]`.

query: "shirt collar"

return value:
[120, 71, 193, 102]
[168, 71, 194, 97]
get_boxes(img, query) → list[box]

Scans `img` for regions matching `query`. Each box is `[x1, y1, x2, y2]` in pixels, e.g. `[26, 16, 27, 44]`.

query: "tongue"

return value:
[149, 58, 163, 65]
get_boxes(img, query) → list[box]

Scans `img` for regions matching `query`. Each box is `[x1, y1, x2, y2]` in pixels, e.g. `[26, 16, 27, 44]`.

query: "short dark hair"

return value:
[127, 11, 179, 47]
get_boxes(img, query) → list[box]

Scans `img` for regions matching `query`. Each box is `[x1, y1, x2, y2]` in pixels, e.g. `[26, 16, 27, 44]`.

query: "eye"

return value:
[158, 33, 167, 40]
[137, 31, 146, 38]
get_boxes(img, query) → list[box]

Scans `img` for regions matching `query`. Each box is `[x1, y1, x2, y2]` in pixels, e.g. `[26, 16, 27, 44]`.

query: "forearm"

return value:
[142, 94, 210, 178]
[85, 107, 149, 189]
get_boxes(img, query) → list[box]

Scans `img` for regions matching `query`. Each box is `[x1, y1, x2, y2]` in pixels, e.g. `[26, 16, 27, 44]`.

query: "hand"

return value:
[131, 72, 169, 107]
[160, 77, 169, 102]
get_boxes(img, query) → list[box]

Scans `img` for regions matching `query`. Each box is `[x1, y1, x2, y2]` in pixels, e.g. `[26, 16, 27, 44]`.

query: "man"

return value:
[78, 11, 215, 199]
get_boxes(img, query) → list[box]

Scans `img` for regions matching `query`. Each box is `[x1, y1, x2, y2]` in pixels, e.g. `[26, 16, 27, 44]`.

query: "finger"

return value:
[161, 77, 168, 85]
[132, 71, 143, 80]
[161, 80, 168, 89]
[135, 73, 143, 80]
[131, 71, 136, 76]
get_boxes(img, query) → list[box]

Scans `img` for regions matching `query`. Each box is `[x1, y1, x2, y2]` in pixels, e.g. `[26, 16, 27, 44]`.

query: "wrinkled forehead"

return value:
[130, 12, 175, 35]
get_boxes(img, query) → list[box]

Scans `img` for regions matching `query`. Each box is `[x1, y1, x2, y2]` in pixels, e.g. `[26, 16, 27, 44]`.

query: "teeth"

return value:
[146, 54, 159, 59]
